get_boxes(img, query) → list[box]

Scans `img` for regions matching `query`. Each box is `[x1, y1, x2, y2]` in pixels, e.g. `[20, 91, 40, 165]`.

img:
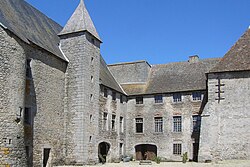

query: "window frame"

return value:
[154, 95, 163, 103]
[136, 96, 143, 104]
[173, 143, 182, 155]
[154, 117, 163, 133]
[173, 93, 182, 103]
[135, 118, 143, 133]
[192, 92, 202, 101]
[173, 116, 182, 132]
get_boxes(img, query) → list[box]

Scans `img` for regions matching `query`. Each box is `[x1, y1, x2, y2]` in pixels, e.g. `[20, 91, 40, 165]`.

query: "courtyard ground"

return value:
[56, 160, 250, 167]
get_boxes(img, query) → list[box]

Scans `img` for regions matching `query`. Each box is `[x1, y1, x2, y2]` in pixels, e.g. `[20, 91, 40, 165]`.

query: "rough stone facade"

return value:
[199, 71, 250, 162]
[0, 0, 250, 166]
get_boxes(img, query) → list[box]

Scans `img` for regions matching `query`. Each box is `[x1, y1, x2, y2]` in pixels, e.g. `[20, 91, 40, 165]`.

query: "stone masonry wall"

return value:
[126, 92, 203, 161]
[24, 44, 67, 167]
[199, 71, 250, 162]
[60, 32, 100, 165]
[98, 86, 127, 162]
[0, 27, 27, 167]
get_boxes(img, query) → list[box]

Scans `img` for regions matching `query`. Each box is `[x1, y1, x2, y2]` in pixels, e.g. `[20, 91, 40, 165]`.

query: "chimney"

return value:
[188, 55, 199, 63]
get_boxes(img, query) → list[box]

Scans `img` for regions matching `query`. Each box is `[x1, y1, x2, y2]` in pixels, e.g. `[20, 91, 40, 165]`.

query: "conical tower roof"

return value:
[58, 0, 101, 41]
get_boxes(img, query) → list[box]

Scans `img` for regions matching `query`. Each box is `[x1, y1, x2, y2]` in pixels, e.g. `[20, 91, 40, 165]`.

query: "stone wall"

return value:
[125, 92, 203, 161]
[60, 32, 101, 165]
[199, 71, 250, 162]
[98, 85, 127, 162]
[0, 27, 27, 167]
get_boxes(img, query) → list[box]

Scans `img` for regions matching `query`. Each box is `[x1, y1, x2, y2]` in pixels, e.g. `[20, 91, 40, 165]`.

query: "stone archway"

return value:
[98, 142, 110, 163]
[135, 144, 157, 160]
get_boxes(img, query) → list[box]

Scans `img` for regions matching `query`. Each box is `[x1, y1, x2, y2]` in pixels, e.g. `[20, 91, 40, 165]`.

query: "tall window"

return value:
[104, 88, 108, 98]
[173, 93, 182, 102]
[26, 59, 32, 78]
[112, 91, 116, 101]
[154, 117, 163, 132]
[120, 117, 124, 133]
[154, 95, 163, 103]
[192, 92, 202, 101]
[136, 96, 143, 104]
[24, 107, 31, 125]
[135, 118, 143, 133]
[193, 115, 201, 132]
[103, 112, 108, 130]
[173, 143, 182, 155]
[120, 95, 123, 103]
[173, 116, 182, 132]
[112, 114, 116, 131]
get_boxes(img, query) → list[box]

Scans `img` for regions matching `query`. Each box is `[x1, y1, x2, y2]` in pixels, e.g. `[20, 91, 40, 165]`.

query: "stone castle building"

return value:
[0, 0, 249, 166]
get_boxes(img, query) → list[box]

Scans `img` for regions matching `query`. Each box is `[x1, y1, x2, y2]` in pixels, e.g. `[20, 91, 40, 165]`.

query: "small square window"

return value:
[173, 93, 182, 103]
[154, 95, 163, 103]
[192, 92, 202, 101]
[136, 96, 143, 104]
[173, 143, 182, 155]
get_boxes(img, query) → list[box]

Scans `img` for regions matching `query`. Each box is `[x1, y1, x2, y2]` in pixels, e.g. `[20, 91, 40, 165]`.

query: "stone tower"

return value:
[58, 0, 102, 165]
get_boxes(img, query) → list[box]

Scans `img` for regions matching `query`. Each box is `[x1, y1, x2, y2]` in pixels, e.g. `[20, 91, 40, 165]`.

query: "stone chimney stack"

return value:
[188, 55, 199, 63]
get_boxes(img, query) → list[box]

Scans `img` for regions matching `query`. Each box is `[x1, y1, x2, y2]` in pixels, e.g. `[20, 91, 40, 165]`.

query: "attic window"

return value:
[120, 95, 123, 103]
[192, 92, 202, 101]
[91, 38, 95, 44]
[173, 93, 182, 103]
[136, 96, 143, 104]
[112, 91, 116, 101]
[154, 95, 163, 103]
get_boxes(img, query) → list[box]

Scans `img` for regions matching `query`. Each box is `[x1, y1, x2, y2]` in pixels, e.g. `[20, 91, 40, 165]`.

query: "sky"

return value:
[25, 0, 250, 65]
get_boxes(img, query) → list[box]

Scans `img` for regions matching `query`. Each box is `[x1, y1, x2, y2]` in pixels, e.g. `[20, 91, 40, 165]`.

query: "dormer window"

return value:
[154, 95, 163, 103]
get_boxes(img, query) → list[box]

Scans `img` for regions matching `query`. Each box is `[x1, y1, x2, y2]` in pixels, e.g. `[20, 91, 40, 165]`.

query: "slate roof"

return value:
[58, 0, 101, 41]
[121, 58, 220, 95]
[0, 0, 66, 61]
[210, 28, 250, 73]
[100, 56, 125, 94]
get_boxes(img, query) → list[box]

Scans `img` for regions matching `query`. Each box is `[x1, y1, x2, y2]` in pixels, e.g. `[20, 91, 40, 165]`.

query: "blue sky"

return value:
[25, 0, 250, 65]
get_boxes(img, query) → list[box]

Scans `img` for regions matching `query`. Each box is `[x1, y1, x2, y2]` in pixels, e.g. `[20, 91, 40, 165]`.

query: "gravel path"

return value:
[56, 160, 250, 167]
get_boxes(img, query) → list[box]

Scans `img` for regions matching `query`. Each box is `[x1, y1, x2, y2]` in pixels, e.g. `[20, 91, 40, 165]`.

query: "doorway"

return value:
[135, 144, 157, 160]
[98, 142, 110, 163]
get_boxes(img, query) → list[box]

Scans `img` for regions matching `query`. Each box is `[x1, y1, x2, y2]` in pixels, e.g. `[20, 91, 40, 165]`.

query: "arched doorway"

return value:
[135, 144, 157, 160]
[98, 142, 110, 163]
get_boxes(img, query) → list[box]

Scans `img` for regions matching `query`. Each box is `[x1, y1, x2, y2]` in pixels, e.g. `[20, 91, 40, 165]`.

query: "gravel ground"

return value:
[55, 160, 250, 167]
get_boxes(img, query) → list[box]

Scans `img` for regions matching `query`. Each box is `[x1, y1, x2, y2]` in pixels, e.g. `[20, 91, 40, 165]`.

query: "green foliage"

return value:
[153, 156, 161, 164]
[182, 152, 188, 163]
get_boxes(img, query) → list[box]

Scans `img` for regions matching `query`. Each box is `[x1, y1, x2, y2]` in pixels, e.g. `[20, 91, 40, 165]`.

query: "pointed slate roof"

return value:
[210, 28, 250, 73]
[0, 0, 66, 61]
[58, 0, 101, 41]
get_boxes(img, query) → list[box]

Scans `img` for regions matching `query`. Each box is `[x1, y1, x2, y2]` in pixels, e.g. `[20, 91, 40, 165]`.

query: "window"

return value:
[173, 116, 182, 132]
[192, 92, 202, 101]
[120, 95, 123, 103]
[26, 59, 32, 78]
[104, 88, 108, 98]
[193, 115, 201, 132]
[91, 76, 94, 83]
[154, 95, 163, 103]
[154, 117, 163, 132]
[136, 96, 143, 104]
[135, 118, 143, 133]
[120, 117, 124, 133]
[173, 93, 182, 102]
[90, 94, 93, 101]
[24, 107, 31, 125]
[119, 143, 123, 156]
[173, 143, 182, 155]
[103, 112, 108, 130]
[112, 91, 116, 101]
[112, 114, 116, 131]
[91, 57, 94, 65]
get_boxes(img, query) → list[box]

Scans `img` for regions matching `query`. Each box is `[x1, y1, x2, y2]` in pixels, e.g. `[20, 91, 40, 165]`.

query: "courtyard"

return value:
[56, 160, 250, 167]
